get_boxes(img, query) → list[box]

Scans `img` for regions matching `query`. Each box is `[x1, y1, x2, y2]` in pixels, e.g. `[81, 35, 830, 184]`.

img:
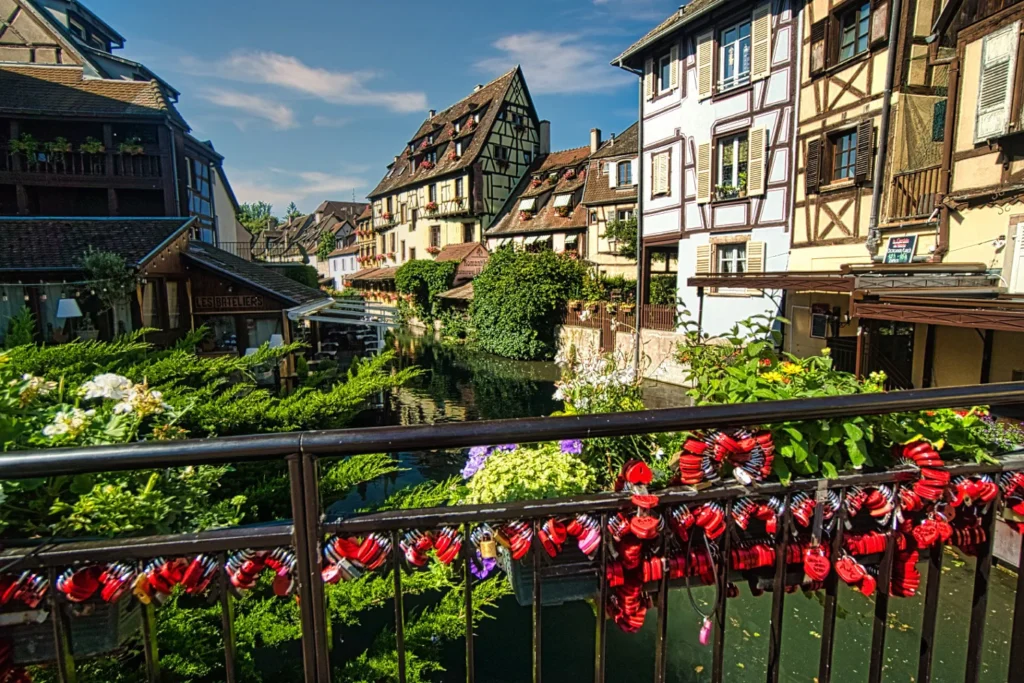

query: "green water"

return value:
[340, 331, 1020, 683]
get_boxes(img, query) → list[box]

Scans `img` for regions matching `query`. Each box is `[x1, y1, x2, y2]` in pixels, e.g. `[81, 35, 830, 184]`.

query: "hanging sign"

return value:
[883, 236, 917, 264]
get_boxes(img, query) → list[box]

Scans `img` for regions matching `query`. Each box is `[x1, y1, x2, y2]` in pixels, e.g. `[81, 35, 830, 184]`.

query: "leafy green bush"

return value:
[650, 274, 677, 305]
[277, 264, 320, 289]
[580, 272, 636, 303]
[395, 259, 457, 321]
[5, 307, 35, 347]
[316, 231, 335, 260]
[471, 248, 586, 359]
[463, 442, 597, 504]
[604, 215, 637, 259]
[79, 247, 136, 312]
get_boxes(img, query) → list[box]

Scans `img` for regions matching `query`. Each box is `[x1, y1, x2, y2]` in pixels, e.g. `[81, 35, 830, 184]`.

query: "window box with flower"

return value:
[117, 137, 144, 156]
[387, 252, 396, 260]
[519, 210, 533, 221]
[426, 245, 441, 255]
[420, 160, 435, 171]
[530, 178, 543, 189]
[563, 168, 577, 181]
[425, 201, 438, 213]
[555, 206, 571, 218]
[79, 137, 105, 155]
[447, 149, 459, 162]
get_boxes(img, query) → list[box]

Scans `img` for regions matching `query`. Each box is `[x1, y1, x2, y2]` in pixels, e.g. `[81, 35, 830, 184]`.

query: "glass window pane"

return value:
[166, 281, 180, 329]
[142, 281, 160, 329]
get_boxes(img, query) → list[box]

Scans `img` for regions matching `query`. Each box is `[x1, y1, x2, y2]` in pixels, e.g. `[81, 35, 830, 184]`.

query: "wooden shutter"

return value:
[696, 142, 712, 204]
[644, 57, 655, 101]
[747, 127, 767, 196]
[870, 0, 889, 47]
[670, 43, 680, 90]
[805, 138, 822, 194]
[654, 152, 671, 195]
[809, 18, 829, 76]
[854, 119, 874, 182]
[696, 30, 714, 100]
[975, 22, 1019, 143]
[630, 159, 638, 186]
[609, 162, 618, 189]
[746, 241, 766, 294]
[695, 244, 712, 274]
[751, 2, 773, 82]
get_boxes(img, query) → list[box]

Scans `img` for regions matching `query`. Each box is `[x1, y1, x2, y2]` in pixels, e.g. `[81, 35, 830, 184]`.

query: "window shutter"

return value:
[670, 43, 680, 90]
[870, 0, 889, 47]
[655, 152, 671, 195]
[805, 138, 821, 194]
[695, 244, 712, 274]
[751, 2, 773, 82]
[696, 142, 712, 204]
[746, 241, 766, 294]
[644, 58, 655, 101]
[747, 127, 767, 196]
[975, 22, 1019, 143]
[855, 119, 874, 182]
[630, 159, 638, 186]
[609, 163, 618, 189]
[696, 30, 714, 100]
[809, 18, 829, 75]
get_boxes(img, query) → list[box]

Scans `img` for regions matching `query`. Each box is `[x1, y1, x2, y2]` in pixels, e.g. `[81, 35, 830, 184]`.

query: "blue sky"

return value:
[85, 0, 675, 213]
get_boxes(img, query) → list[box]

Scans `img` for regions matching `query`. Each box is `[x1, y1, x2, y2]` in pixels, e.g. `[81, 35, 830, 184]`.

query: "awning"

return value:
[852, 294, 1024, 333]
[524, 235, 539, 245]
[687, 271, 854, 292]
[565, 233, 579, 246]
[495, 238, 512, 247]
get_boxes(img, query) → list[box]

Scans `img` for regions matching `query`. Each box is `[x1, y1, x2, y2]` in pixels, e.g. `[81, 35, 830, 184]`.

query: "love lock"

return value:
[56, 566, 103, 603]
[803, 545, 831, 582]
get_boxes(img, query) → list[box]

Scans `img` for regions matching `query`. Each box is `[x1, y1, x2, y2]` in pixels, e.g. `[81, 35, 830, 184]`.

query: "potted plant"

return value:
[426, 245, 440, 255]
[547, 173, 558, 185]
[387, 252, 396, 260]
[563, 168, 577, 181]
[519, 210, 533, 221]
[446, 126, 457, 138]
[605, 302, 618, 315]
[117, 137, 144, 155]
[425, 201, 438, 212]
[555, 206, 571, 218]
[420, 159, 435, 170]
[8, 133, 40, 160]
[80, 137, 105, 154]
[44, 137, 72, 157]
[530, 178, 542, 189]
[381, 211, 393, 222]
[447, 149, 459, 161]
[419, 139, 430, 150]
[77, 314, 99, 341]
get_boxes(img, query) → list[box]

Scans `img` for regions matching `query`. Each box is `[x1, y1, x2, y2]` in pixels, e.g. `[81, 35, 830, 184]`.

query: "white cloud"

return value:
[196, 51, 428, 114]
[312, 115, 349, 128]
[199, 89, 297, 130]
[476, 33, 633, 95]
[227, 167, 367, 210]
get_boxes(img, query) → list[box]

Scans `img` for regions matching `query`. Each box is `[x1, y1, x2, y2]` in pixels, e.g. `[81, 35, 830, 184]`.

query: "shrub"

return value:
[471, 248, 586, 359]
[463, 442, 597, 504]
[5, 307, 35, 347]
[604, 215, 637, 259]
[277, 264, 320, 289]
[650, 274, 677, 305]
[395, 259, 457, 321]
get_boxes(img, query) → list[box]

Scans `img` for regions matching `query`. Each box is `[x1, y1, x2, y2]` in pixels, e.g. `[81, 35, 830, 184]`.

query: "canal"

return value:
[333, 330, 1018, 683]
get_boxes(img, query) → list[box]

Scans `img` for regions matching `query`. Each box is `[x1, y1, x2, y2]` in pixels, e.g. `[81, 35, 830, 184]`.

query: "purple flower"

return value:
[559, 439, 583, 455]
[461, 445, 494, 480]
[470, 552, 497, 579]
[496, 444, 517, 452]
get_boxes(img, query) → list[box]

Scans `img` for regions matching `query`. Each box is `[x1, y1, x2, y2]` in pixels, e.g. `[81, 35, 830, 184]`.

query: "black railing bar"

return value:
[324, 457, 1024, 534]
[817, 488, 849, 683]
[711, 500, 734, 683]
[218, 551, 239, 683]
[531, 520, 542, 683]
[288, 454, 321, 683]
[393, 530, 408, 683]
[867, 485, 900, 683]
[964, 489, 1000, 683]
[47, 566, 76, 683]
[917, 539, 943, 683]
[594, 513, 609, 683]
[462, 522, 475, 683]
[765, 494, 793, 683]
[1008, 541, 1024, 683]
[0, 524, 294, 568]
[2, 383, 1022, 479]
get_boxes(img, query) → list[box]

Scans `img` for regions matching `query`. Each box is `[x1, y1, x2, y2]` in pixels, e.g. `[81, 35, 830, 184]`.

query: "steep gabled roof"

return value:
[0, 217, 193, 271]
[185, 241, 328, 307]
[0, 64, 187, 126]
[591, 123, 639, 160]
[315, 201, 368, 220]
[584, 123, 639, 206]
[434, 242, 488, 263]
[486, 146, 591, 237]
[368, 68, 522, 199]
[614, 0, 726, 66]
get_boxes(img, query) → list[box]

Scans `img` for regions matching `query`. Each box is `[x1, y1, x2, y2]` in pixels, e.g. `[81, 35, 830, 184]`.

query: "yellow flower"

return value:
[780, 362, 804, 375]
[761, 371, 786, 383]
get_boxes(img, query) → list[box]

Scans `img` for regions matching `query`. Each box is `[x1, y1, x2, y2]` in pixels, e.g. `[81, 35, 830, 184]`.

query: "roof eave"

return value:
[614, 0, 730, 65]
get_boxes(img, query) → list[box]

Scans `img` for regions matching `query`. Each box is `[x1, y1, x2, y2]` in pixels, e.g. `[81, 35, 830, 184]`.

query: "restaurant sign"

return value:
[883, 236, 917, 264]
[195, 295, 265, 311]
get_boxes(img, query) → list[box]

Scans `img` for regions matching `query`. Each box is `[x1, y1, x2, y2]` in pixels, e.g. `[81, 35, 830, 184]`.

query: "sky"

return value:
[84, 0, 677, 214]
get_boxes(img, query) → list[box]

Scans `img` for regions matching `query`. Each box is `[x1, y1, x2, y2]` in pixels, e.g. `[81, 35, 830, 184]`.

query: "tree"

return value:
[316, 231, 335, 261]
[285, 202, 302, 220]
[604, 215, 638, 260]
[471, 248, 586, 360]
[237, 202, 278, 235]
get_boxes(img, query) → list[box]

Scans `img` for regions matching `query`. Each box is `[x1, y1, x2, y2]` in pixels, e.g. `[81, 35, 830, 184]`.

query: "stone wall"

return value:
[556, 325, 691, 387]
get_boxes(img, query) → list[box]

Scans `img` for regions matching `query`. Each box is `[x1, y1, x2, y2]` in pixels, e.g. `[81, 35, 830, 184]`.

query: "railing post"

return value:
[46, 567, 77, 683]
[653, 525, 671, 683]
[766, 495, 793, 683]
[817, 489, 849, 683]
[218, 551, 238, 683]
[594, 514, 609, 683]
[287, 453, 321, 683]
[964, 490, 1000, 683]
[140, 600, 161, 683]
[532, 519, 543, 683]
[392, 530, 408, 683]
[916, 541, 944, 683]
[463, 522, 475, 683]
[867, 484, 901, 683]
[1009, 538, 1024, 683]
[711, 501, 734, 683]
[301, 453, 332, 680]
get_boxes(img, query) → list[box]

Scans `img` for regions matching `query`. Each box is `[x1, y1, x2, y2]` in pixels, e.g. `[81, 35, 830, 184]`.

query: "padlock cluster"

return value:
[321, 533, 390, 584]
[1001, 472, 1024, 533]
[225, 549, 296, 597]
[676, 429, 774, 486]
[0, 572, 47, 609]
[0, 640, 29, 683]
[732, 497, 784, 534]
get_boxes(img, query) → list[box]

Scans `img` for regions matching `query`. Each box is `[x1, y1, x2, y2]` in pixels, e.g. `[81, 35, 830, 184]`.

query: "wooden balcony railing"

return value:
[562, 303, 678, 332]
[372, 216, 398, 230]
[0, 384, 1022, 683]
[1, 151, 163, 179]
[888, 165, 941, 221]
[111, 153, 162, 179]
[216, 241, 255, 261]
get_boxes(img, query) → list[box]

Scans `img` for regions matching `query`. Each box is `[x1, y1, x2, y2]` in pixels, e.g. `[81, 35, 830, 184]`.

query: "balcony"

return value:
[0, 150, 164, 182]
[373, 215, 398, 230]
[216, 241, 255, 261]
[422, 198, 470, 218]
[887, 165, 941, 222]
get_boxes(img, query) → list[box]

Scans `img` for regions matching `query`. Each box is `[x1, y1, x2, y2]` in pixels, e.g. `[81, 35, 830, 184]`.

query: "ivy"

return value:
[470, 248, 586, 360]
[394, 260, 457, 321]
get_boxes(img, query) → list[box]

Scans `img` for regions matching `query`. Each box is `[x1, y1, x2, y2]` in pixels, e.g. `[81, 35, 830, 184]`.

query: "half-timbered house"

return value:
[367, 67, 546, 274]
[614, 0, 799, 335]
[582, 124, 640, 279]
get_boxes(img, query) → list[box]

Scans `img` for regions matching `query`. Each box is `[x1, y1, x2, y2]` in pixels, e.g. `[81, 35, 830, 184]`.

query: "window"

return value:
[494, 145, 510, 163]
[473, 113, 480, 124]
[616, 161, 633, 187]
[454, 121, 461, 133]
[590, 210, 598, 224]
[719, 20, 752, 90]
[430, 225, 441, 248]
[386, 197, 393, 214]
[830, 128, 858, 181]
[617, 209, 634, 222]
[425, 151, 437, 164]
[524, 150, 533, 164]
[141, 280, 162, 329]
[497, 109, 506, 120]
[463, 223, 475, 242]
[455, 177, 464, 198]
[716, 132, 749, 199]
[186, 157, 215, 244]
[652, 151, 671, 196]
[166, 281, 181, 329]
[657, 50, 673, 92]
[409, 247, 416, 260]
[390, 233, 396, 252]
[428, 184, 437, 203]
[717, 243, 747, 274]
[553, 194, 572, 208]
[520, 197, 537, 212]
[401, 240, 406, 261]
[68, 17, 86, 40]
[838, 2, 871, 62]
[456, 141, 464, 157]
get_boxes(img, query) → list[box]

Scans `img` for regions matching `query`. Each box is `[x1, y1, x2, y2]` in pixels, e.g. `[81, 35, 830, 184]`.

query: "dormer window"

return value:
[68, 16, 86, 40]
[454, 121, 461, 133]
[552, 194, 572, 208]
[428, 134, 435, 144]
[497, 109, 506, 121]
[474, 113, 481, 124]
[519, 198, 536, 212]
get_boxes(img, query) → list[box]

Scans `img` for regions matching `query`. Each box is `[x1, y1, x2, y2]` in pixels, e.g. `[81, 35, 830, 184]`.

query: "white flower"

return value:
[113, 383, 170, 417]
[81, 373, 133, 401]
[13, 374, 57, 404]
[43, 408, 95, 439]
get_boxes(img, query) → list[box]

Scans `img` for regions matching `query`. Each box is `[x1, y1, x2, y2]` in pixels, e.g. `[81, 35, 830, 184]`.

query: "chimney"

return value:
[474, 84, 483, 92]
[590, 128, 602, 154]
[428, 109, 436, 118]
[539, 120, 551, 155]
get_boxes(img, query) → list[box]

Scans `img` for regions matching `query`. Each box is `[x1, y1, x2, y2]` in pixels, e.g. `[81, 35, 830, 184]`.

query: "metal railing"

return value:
[216, 241, 255, 261]
[888, 165, 941, 221]
[2, 383, 1024, 683]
